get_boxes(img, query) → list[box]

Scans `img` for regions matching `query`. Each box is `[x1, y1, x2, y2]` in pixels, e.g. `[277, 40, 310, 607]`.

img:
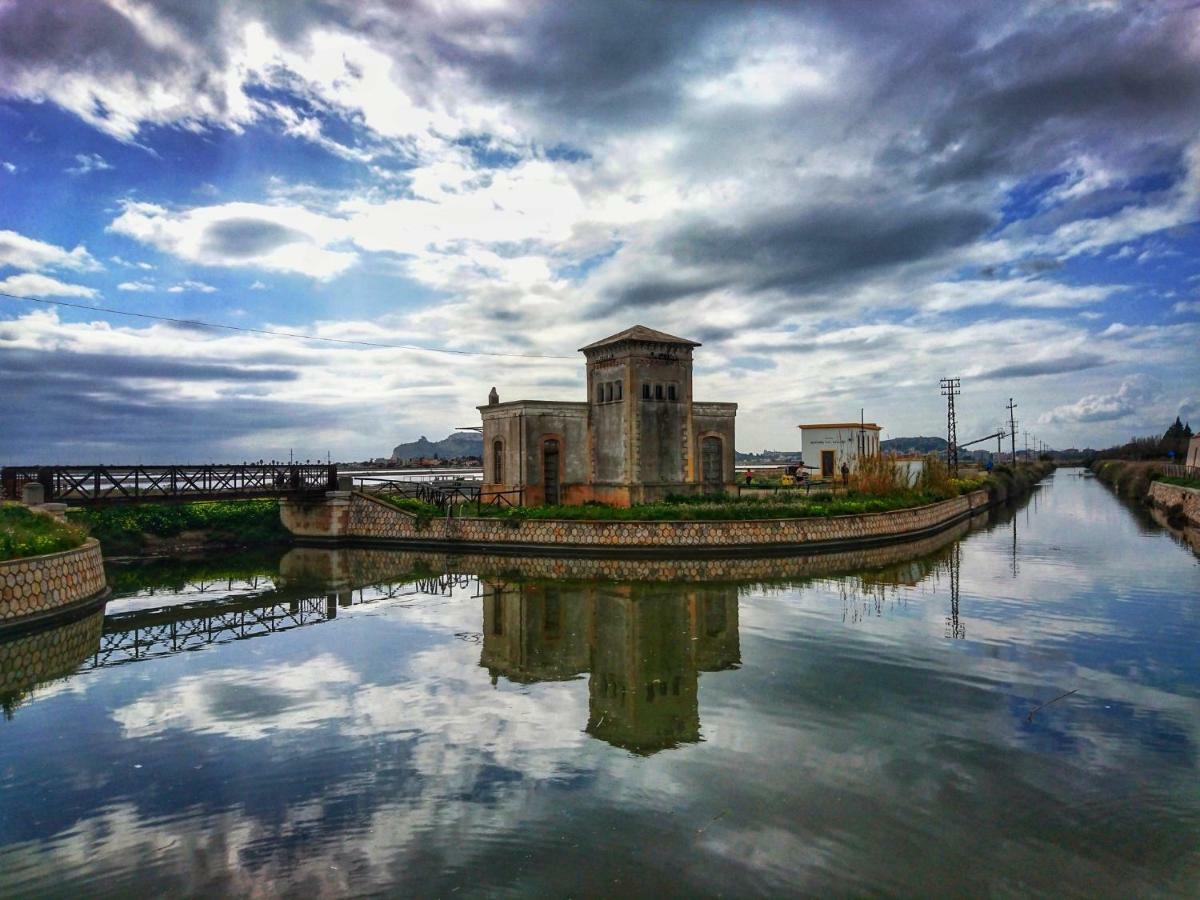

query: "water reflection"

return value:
[1, 471, 1198, 896]
[481, 580, 740, 753]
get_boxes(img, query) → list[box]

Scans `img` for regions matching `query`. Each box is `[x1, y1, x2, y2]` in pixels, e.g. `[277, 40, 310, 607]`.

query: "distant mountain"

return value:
[881, 436, 948, 453]
[391, 432, 482, 462]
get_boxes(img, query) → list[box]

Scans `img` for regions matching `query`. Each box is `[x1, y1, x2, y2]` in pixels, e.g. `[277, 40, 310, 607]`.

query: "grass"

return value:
[1158, 475, 1200, 490]
[0, 504, 88, 561]
[456, 487, 965, 522]
[67, 499, 289, 554]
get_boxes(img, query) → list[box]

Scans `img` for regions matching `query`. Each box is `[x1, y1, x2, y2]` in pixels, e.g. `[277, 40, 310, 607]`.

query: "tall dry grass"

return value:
[849, 454, 904, 497]
[917, 454, 957, 497]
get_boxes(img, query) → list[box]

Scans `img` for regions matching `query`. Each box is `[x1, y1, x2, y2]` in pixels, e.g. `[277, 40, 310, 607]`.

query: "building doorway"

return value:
[543, 439, 561, 505]
[821, 449, 835, 478]
[701, 436, 723, 492]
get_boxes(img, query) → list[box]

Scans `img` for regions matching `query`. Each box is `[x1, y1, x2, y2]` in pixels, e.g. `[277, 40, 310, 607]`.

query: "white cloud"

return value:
[0, 272, 97, 298]
[109, 200, 356, 280]
[249, 280, 267, 290]
[65, 152, 114, 175]
[117, 280, 155, 292]
[1171, 300, 1200, 315]
[166, 280, 217, 293]
[1, 161, 14, 173]
[0, 229, 101, 272]
[1038, 374, 1160, 425]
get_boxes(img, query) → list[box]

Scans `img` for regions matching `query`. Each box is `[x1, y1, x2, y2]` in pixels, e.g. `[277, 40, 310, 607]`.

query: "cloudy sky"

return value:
[1, 0, 1198, 462]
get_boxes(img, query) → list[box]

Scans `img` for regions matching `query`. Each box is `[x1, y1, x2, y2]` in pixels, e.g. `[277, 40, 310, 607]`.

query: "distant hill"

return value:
[391, 432, 482, 462]
[881, 436, 947, 454]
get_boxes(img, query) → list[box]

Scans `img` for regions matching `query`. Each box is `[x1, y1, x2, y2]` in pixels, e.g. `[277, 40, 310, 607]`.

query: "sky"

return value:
[0, 0, 1198, 463]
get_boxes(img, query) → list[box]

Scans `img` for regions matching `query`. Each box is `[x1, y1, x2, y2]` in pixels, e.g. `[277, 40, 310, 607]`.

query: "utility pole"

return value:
[940, 377, 961, 475]
[1006, 398, 1018, 465]
[1024, 430, 1030, 461]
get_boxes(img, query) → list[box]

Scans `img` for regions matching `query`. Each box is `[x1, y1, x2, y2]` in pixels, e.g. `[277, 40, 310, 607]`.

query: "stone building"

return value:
[799, 422, 883, 478]
[479, 325, 737, 507]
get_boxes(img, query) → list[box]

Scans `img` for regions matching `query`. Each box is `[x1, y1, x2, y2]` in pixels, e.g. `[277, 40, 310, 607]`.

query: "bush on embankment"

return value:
[0, 504, 88, 561]
[983, 461, 1056, 504]
[1089, 459, 1166, 501]
[67, 499, 289, 555]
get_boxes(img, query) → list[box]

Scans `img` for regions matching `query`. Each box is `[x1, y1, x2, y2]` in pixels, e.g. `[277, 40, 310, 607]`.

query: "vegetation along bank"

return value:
[66, 499, 290, 557]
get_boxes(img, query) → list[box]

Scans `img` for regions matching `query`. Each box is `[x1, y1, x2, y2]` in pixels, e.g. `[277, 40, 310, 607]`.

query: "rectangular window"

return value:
[667, 384, 677, 401]
[655, 384, 663, 400]
[596, 384, 604, 403]
[615, 382, 622, 401]
[605, 383, 613, 402]
[642, 384, 651, 400]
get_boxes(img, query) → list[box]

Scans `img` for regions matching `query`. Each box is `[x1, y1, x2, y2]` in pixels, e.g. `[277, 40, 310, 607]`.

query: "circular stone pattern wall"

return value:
[0, 538, 107, 626]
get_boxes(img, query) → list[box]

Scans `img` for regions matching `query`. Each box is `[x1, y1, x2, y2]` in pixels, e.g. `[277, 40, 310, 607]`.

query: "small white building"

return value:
[1187, 434, 1200, 468]
[799, 422, 883, 478]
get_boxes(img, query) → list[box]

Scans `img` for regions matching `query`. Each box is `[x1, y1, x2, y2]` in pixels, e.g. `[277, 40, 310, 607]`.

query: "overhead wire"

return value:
[0, 291, 577, 360]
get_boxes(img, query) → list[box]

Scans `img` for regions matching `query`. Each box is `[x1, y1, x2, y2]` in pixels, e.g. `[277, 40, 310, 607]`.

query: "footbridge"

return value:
[2, 463, 338, 505]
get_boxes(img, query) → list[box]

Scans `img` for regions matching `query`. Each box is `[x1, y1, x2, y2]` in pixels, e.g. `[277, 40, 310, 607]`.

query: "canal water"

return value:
[1, 469, 1197, 897]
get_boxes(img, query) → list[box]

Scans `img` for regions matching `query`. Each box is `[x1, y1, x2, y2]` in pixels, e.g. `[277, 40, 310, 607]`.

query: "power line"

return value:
[0, 291, 577, 360]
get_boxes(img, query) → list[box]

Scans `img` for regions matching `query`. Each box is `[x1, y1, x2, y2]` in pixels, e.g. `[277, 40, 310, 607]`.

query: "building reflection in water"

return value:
[480, 580, 740, 755]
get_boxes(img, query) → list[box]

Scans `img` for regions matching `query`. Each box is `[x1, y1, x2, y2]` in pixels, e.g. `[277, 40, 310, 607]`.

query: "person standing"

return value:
[840, 461, 850, 487]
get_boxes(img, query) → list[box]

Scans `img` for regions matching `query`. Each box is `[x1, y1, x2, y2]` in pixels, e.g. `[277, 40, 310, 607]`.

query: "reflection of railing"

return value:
[1, 464, 336, 503]
[353, 477, 523, 513]
[87, 574, 473, 669]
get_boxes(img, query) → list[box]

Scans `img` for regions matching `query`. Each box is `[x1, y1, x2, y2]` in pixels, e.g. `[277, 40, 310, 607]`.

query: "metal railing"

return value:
[1, 463, 337, 504]
[1162, 463, 1200, 480]
[352, 476, 523, 513]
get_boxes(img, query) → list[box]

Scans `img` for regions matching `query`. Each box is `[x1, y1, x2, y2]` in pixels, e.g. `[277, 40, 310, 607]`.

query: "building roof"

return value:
[798, 422, 883, 431]
[579, 325, 701, 352]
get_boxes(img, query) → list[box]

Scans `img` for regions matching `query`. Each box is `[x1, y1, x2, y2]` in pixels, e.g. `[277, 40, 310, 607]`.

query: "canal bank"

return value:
[1090, 458, 1200, 531]
[280, 462, 1054, 555]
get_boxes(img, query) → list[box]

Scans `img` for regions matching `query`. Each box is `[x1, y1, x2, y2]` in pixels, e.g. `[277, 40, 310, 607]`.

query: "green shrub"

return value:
[66, 499, 288, 553]
[0, 504, 88, 561]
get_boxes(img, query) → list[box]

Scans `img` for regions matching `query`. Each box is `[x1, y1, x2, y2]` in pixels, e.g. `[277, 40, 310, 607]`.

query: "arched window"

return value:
[605, 383, 613, 402]
[493, 439, 504, 484]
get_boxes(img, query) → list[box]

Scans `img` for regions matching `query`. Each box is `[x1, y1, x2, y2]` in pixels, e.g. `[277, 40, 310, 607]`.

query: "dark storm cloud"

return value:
[0, 347, 297, 383]
[977, 354, 1108, 381]
[203, 218, 309, 258]
[606, 201, 992, 311]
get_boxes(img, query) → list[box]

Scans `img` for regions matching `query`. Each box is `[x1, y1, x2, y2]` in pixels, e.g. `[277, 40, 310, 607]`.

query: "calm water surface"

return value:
[1, 469, 1198, 897]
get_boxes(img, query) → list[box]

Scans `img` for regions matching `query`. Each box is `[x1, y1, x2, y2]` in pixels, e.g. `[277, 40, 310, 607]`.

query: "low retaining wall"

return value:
[1148, 481, 1200, 527]
[283, 489, 993, 556]
[279, 513, 982, 587]
[0, 538, 108, 627]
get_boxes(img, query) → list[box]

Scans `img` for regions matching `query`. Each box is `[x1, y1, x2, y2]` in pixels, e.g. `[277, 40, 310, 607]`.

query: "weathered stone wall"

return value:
[1148, 481, 1200, 527]
[0, 539, 107, 625]
[326, 488, 991, 552]
[279, 492, 352, 539]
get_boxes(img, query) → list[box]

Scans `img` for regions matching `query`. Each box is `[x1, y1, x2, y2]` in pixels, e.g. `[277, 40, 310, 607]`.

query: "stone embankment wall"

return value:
[280, 514, 980, 587]
[1148, 481, 1200, 529]
[283, 489, 992, 554]
[0, 539, 107, 626]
